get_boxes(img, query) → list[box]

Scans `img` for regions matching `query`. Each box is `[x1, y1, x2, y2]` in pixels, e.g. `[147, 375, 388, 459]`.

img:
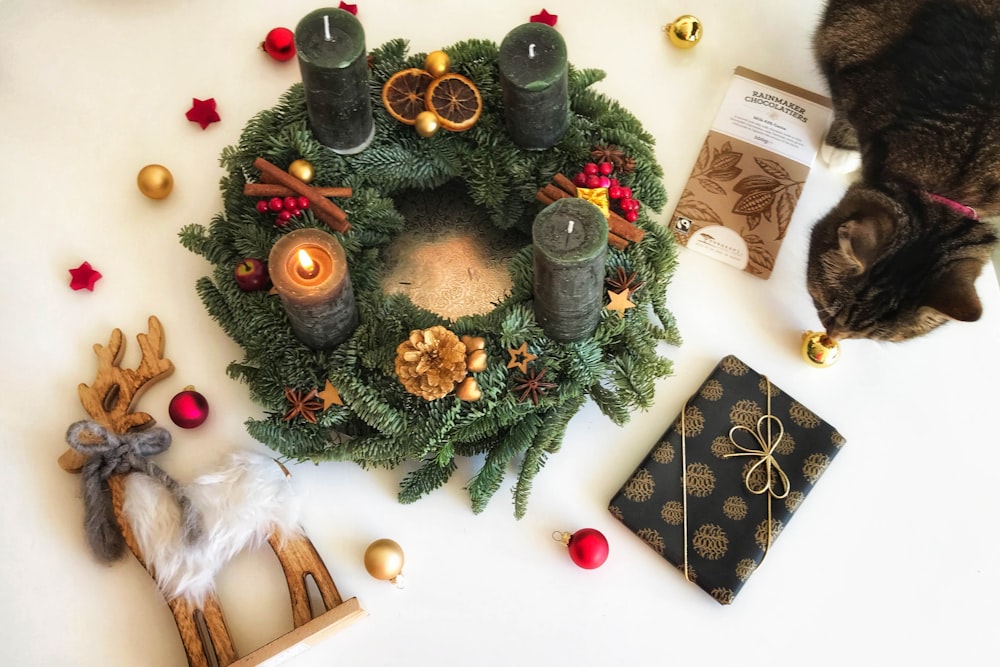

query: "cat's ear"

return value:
[920, 259, 984, 322]
[837, 218, 886, 273]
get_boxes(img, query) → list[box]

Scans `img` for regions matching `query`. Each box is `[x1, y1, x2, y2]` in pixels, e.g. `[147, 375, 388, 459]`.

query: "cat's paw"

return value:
[820, 143, 862, 174]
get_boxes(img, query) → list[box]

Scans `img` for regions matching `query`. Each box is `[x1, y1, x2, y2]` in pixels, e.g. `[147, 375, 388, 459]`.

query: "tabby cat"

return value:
[807, 0, 1000, 341]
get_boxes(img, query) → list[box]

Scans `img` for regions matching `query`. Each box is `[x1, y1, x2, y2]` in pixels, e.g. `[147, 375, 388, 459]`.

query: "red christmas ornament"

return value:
[185, 98, 221, 130]
[68, 261, 102, 291]
[168, 387, 210, 429]
[555, 528, 609, 569]
[531, 9, 558, 26]
[338, 2, 358, 15]
[262, 27, 296, 61]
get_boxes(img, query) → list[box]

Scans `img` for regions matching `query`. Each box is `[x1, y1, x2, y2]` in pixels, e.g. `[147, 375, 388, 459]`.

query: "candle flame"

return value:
[297, 248, 319, 278]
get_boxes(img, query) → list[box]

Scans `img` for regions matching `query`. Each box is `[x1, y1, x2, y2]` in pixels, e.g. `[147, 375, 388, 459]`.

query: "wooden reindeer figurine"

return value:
[59, 315, 364, 666]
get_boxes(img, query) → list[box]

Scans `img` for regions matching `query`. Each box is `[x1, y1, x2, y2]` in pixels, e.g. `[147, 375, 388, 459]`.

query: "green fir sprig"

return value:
[179, 38, 680, 517]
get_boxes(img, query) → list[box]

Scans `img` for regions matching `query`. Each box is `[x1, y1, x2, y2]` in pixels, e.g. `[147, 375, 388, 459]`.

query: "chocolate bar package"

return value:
[609, 355, 845, 604]
[669, 67, 832, 278]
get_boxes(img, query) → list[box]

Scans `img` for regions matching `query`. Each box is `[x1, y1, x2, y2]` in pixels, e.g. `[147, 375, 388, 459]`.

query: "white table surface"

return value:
[2, 1, 998, 665]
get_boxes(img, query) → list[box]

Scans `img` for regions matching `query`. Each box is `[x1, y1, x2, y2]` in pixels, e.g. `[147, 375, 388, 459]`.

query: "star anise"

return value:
[511, 368, 558, 405]
[283, 387, 323, 424]
[606, 266, 645, 296]
[591, 144, 627, 167]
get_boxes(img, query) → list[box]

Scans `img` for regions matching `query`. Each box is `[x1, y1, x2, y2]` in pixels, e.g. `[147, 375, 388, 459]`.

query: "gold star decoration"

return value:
[576, 187, 610, 217]
[283, 387, 323, 424]
[506, 342, 537, 374]
[606, 288, 636, 319]
[318, 379, 344, 408]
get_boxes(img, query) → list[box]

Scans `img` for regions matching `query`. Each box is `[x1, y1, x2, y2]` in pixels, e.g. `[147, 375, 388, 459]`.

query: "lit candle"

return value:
[532, 198, 608, 342]
[269, 228, 359, 349]
[294, 8, 374, 154]
[498, 22, 569, 150]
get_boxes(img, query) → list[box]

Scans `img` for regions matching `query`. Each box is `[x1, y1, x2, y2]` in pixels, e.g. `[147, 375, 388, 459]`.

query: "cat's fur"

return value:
[807, 0, 1000, 341]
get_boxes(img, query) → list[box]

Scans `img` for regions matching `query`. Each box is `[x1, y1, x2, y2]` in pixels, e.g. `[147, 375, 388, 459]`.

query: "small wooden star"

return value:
[606, 288, 636, 319]
[185, 97, 221, 130]
[506, 342, 537, 374]
[68, 261, 102, 291]
[511, 368, 557, 405]
[283, 387, 323, 424]
[318, 379, 344, 409]
[530, 9, 558, 26]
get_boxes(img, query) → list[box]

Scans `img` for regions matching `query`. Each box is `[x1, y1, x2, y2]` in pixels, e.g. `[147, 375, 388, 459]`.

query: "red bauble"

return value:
[263, 27, 296, 62]
[565, 528, 609, 569]
[169, 388, 210, 429]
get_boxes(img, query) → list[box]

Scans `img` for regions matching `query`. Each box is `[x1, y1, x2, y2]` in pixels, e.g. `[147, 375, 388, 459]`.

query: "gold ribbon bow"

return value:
[681, 376, 787, 582]
[576, 187, 610, 218]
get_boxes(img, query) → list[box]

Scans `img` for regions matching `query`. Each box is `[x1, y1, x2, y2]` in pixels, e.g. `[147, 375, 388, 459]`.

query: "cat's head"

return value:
[806, 183, 995, 341]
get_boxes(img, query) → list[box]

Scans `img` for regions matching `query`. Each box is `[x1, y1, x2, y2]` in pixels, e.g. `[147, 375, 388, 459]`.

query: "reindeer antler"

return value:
[59, 315, 175, 472]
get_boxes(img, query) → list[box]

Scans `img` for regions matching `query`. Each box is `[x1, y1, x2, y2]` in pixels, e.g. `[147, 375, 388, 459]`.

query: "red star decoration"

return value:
[530, 9, 558, 26]
[185, 97, 220, 130]
[338, 2, 358, 15]
[68, 261, 102, 291]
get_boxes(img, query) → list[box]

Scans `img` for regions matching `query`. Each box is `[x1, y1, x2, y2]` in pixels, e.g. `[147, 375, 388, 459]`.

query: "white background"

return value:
[1, 1, 997, 666]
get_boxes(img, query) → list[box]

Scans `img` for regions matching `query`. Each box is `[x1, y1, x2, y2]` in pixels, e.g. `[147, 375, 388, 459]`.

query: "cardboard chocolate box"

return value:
[609, 355, 845, 604]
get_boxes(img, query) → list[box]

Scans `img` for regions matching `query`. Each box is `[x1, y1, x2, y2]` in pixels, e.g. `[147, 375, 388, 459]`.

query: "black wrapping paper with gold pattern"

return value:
[608, 355, 845, 605]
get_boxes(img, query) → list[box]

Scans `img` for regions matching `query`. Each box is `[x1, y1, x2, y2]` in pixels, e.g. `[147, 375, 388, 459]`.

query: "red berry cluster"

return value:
[571, 162, 641, 222]
[255, 196, 311, 227]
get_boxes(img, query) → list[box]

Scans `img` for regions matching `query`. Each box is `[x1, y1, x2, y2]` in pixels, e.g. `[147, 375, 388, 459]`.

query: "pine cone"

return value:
[394, 326, 468, 400]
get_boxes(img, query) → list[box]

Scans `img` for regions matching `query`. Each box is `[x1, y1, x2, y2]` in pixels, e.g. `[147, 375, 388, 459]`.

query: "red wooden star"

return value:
[68, 261, 102, 291]
[185, 97, 220, 130]
[530, 9, 558, 26]
[338, 2, 358, 15]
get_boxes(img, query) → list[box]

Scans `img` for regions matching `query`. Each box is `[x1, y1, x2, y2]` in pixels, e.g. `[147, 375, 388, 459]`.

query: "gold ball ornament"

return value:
[137, 164, 174, 199]
[414, 110, 440, 138]
[466, 348, 488, 374]
[364, 538, 405, 584]
[665, 14, 703, 49]
[424, 50, 451, 78]
[287, 158, 314, 184]
[801, 331, 841, 368]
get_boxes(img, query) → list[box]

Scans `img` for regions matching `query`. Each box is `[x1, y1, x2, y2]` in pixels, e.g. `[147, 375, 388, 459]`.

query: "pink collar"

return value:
[924, 191, 979, 221]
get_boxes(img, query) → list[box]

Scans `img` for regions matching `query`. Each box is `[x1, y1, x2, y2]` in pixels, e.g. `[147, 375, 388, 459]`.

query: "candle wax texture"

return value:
[269, 228, 359, 349]
[498, 22, 569, 150]
[532, 198, 608, 342]
[295, 8, 374, 154]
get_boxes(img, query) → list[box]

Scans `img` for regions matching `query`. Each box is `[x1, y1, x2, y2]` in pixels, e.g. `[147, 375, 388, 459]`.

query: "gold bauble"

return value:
[801, 331, 841, 368]
[288, 158, 314, 184]
[461, 335, 486, 351]
[424, 50, 451, 78]
[364, 538, 405, 582]
[665, 14, 703, 49]
[455, 376, 482, 401]
[414, 110, 440, 138]
[466, 349, 488, 374]
[137, 164, 174, 199]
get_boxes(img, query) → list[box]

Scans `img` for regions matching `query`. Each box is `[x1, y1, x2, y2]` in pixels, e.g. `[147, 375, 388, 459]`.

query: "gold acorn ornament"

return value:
[664, 14, 703, 49]
[364, 538, 406, 587]
[414, 110, 440, 137]
[424, 50, 451, 78]
[137, 164, 174, 199]
[802, 330, 841, 368]
[287, 158, 314, 183]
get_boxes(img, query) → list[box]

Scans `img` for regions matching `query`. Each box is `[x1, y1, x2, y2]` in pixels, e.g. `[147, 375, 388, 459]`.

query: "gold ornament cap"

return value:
[364, 538, 406, 586]
[665, 14, 703, 49]
[801, 330, 841, 368]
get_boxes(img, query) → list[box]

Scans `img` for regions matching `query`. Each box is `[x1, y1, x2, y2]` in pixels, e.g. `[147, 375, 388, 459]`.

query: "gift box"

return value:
[609, 355, 845, 604]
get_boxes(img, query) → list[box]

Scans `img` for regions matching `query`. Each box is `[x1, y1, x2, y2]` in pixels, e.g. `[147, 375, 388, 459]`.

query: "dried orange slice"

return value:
[382, 68, 434, 125]
[425, 73, 482, 132]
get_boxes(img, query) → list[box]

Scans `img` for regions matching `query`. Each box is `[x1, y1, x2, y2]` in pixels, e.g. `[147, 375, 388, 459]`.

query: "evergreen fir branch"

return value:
[469, 414, 542, 513]
[398, 457, 458, 504]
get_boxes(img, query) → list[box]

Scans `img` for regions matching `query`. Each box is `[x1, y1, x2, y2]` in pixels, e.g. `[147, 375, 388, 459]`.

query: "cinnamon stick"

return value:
[253, 158, 350, 233]
[244, 184, 353, 198]
[542, 183, 572, 202]
[608, 211, 645, 244]
[552, 173, 577, 196]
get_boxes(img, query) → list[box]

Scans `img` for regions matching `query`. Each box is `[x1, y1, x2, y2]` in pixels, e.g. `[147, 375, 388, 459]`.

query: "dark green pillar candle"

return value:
[295, 8, 374, 154]
[532, 198, 609, 342]
[498, 22, 569, 150]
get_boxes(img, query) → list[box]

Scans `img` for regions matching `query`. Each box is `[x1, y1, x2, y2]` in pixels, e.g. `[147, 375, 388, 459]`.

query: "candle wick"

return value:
[323, 15, 332, 41]
[567, 220, 575, 234]
[529, 43, 536, 59]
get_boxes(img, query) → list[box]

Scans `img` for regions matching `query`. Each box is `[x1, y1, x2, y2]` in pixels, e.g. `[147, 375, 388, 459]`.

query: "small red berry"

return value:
[625, 210, 639, 223]
[255, 200, 270, 214]
[278, 209, 294, 222]
[573, 172, 588, 187]
[283, 196, 298, 210]
[583, 162, 599, 176]
[598, 176, 611, 188]
[585, 175, 601, 189]
[297, 196, 310, 210]
[268, 197, 284, 211]
[620, 186, 633, 199]
[608, 186, 623, 200]
[598, 162, 613, 176]
[609, 178, 619, 187]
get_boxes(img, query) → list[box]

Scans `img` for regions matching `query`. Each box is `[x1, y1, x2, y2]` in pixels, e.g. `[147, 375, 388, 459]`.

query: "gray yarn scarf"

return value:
[65, 420, 204, 562]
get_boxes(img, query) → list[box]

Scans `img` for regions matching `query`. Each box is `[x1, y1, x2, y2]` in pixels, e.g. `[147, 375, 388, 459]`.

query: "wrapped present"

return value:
[608, 355, 845, 604]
